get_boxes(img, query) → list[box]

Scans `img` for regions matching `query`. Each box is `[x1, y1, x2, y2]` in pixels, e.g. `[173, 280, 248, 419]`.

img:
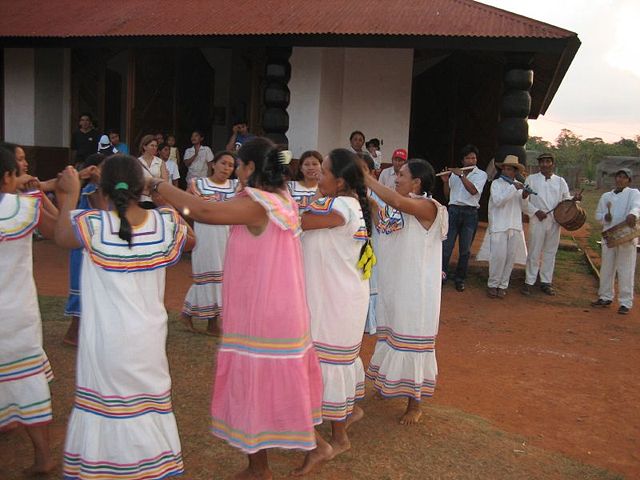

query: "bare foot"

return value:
[205, 317, 222, 337]
[291, 442, 333, 476]
[63, 317, 79, 347]
[400, 402, 422, 426]
[25, 459, 57, 476]
[179, 314, 197, 333]
[230, 467, 273, 480]
[345, 406, 364, 431]
[328, 437, 351, 459]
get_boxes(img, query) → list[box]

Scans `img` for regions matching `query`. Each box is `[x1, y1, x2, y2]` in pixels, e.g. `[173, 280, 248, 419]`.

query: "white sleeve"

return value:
[594, 193, 608, 225]
[205, 147, 214, 163]
[630, 189, 640, 218]
[490, 181, 519, 208]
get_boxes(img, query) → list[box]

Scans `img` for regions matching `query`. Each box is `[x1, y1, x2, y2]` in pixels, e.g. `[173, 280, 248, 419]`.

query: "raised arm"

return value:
[54, 167, 83, 249]
[365, 173, 436, 222]
[150, 179, 266, 228]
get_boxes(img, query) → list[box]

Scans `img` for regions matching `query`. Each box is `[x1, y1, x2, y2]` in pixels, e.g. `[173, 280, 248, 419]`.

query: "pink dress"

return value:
[210, 187, 323, 454]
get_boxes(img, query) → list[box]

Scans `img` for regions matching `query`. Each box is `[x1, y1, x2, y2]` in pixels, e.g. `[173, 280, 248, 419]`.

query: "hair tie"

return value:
[278, 150, 293, 165]
[115, 182, 129, 190]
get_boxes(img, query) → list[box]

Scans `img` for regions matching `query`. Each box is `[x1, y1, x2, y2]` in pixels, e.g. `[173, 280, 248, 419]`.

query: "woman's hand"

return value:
[56, 166, 81, 196]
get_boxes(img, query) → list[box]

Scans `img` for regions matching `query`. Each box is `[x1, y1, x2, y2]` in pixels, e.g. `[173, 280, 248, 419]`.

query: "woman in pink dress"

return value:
[148, 137, 323, 480]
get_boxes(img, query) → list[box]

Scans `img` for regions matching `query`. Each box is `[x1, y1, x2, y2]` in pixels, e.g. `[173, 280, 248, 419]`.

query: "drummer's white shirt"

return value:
[595, 187, 640, 230]
[524, 173, 570, 219]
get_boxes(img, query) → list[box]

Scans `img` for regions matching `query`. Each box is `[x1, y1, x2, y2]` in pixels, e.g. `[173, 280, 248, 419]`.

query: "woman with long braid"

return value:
[54, 155, 194, 479]
[293, 149, 373, 475]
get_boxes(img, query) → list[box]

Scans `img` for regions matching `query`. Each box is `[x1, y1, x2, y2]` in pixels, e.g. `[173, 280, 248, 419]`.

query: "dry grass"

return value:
[0, 295, 623, 480]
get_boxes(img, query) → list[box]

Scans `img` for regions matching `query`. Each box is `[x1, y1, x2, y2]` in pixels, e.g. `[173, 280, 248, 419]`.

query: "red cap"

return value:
[392, 148, 408, 160]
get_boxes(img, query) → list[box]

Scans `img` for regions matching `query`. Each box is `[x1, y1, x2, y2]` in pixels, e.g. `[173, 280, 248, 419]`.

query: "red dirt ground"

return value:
[9, 223, 640, 478]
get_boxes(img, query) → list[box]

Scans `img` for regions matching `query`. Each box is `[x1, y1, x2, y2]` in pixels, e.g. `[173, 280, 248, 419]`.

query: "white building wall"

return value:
[4, 48, 71, 147]
[287, 47, 323, 157]
[288, 47, 413, 158]
[340, 48, 413, 154]
[4, 48, 36, 146]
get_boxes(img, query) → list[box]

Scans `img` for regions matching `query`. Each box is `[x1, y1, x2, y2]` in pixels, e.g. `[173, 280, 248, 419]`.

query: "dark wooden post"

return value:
[262, 47, 291, 147]
[496, 54, 534, 171]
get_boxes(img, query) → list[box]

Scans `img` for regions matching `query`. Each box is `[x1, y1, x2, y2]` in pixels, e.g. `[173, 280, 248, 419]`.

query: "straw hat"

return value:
[495, 154, 525, 173]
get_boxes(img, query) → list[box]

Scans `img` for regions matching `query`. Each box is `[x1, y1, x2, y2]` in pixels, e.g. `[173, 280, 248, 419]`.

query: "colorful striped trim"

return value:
[0, 397, 52, 427]
[0, 192, 41, 241]
[376, 203, 404, 234]
[244, 187, 300, 236]
[63, 450, 184, 480]
[182, 302, 221, 319]
[73, 387, 173, 419]
[366, 364, 436, 399]
[287, 181, 317, 212]
[210, 418, 317, 453]
[376, 326, 436, 352]
[192, 178, 237, 202]
[314, 342, 361, 365]
[218, 333, 312, 359]
[353, 225, 369, 241]
[72, 208, 186, 272]
[321, 381, 365, 421]
[191, 270, 223, 285]
[0, 353, 52, 383]
[306, 196, 335, 215]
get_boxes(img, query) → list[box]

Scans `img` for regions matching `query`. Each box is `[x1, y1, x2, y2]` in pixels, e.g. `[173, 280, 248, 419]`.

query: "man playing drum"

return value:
[591, 168, 640, 314]
[521, 153, 580, 296]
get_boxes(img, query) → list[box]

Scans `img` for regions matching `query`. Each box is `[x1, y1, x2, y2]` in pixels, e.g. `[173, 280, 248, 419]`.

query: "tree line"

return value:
[525, 129, 640, 181]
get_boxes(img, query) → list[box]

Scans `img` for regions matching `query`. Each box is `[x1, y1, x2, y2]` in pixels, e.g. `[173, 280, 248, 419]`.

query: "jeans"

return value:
[442, 205, 479, 283]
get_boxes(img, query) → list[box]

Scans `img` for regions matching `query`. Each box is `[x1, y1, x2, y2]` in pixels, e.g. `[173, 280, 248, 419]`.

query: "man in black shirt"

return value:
[71, 113, 99, 166]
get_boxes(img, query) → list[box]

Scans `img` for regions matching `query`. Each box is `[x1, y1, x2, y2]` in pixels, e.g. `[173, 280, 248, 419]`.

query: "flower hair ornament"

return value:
[278, 150, 293, 165]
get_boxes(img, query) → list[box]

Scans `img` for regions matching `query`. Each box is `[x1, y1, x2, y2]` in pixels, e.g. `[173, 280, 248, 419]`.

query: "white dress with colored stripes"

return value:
[287, 180, 317, 212]
[0, 192, 53, 428]
[302, 196, 370, 421]
[366, 196, 448, 400]
[63, 208, 187, 480]
[182, 178, 237, 320]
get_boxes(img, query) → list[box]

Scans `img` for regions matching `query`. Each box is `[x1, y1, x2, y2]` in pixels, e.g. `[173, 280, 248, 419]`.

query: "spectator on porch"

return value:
[225, 120, 255, 151]
[71, 113, 100, 167]
[107, 128, 129, 155]
[378, 148, 408, 189]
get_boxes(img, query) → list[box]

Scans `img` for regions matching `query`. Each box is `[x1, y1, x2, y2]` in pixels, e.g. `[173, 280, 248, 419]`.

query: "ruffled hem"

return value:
[0, 192, 41, 241]
[63, 408, 183, 479]
[365, 342, 437, 400]
[319, 358, 365, 421]
[243, 187, 301, 236]
[71, 208, 187, 272]
[182, 284, 222, 319]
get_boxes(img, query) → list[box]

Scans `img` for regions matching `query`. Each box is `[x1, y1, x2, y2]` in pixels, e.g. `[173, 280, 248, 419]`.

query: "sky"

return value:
[480, 0, 640, 144]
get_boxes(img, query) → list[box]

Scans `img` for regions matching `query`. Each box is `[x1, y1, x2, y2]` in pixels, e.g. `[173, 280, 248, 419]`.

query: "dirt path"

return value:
[9, 230, 640, 478]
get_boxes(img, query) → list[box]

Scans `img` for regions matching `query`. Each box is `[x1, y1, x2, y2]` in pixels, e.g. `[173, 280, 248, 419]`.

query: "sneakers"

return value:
[497, 288, 507, 299]
[520, 284, 532, 296]
[487, 287, 498, 298]
[591, 298, 612, 307]
[455, 281, 465, 292]
[540, 283, 556, 296]
[618, 306, 631, 315]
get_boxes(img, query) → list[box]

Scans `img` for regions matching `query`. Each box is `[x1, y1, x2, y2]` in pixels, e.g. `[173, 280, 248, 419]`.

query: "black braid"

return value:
[100, 154, 144, 248]
[238, 137, 286, 192]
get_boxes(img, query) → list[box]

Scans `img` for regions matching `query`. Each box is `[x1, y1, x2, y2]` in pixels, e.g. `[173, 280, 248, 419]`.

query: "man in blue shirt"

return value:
[225, 120, 255, 151]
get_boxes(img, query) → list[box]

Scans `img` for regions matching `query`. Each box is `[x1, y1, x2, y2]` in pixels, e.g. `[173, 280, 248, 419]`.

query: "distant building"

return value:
[596, 156, 640, 189]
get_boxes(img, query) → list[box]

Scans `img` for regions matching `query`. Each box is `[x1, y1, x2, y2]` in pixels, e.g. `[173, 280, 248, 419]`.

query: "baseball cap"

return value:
[616, 168, 633, 179]
[392, 148, 408, 160]
[98, 135, 111, 149]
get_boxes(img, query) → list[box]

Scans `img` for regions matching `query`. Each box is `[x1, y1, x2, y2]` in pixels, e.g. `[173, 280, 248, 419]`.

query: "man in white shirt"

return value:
[485, 155, 530, 298]
[184, 130, 214, 183]
[378, 148, 407, 189]
[521, 153, 577, 296]
[440, 144, 488, 291]
[591, 168, 640, 314]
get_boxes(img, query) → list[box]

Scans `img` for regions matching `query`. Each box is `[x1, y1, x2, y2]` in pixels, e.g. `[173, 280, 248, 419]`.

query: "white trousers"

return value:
[599, 242, 637, 308]
[525, 217, 561, 285]
[488, 230, 519, 289]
